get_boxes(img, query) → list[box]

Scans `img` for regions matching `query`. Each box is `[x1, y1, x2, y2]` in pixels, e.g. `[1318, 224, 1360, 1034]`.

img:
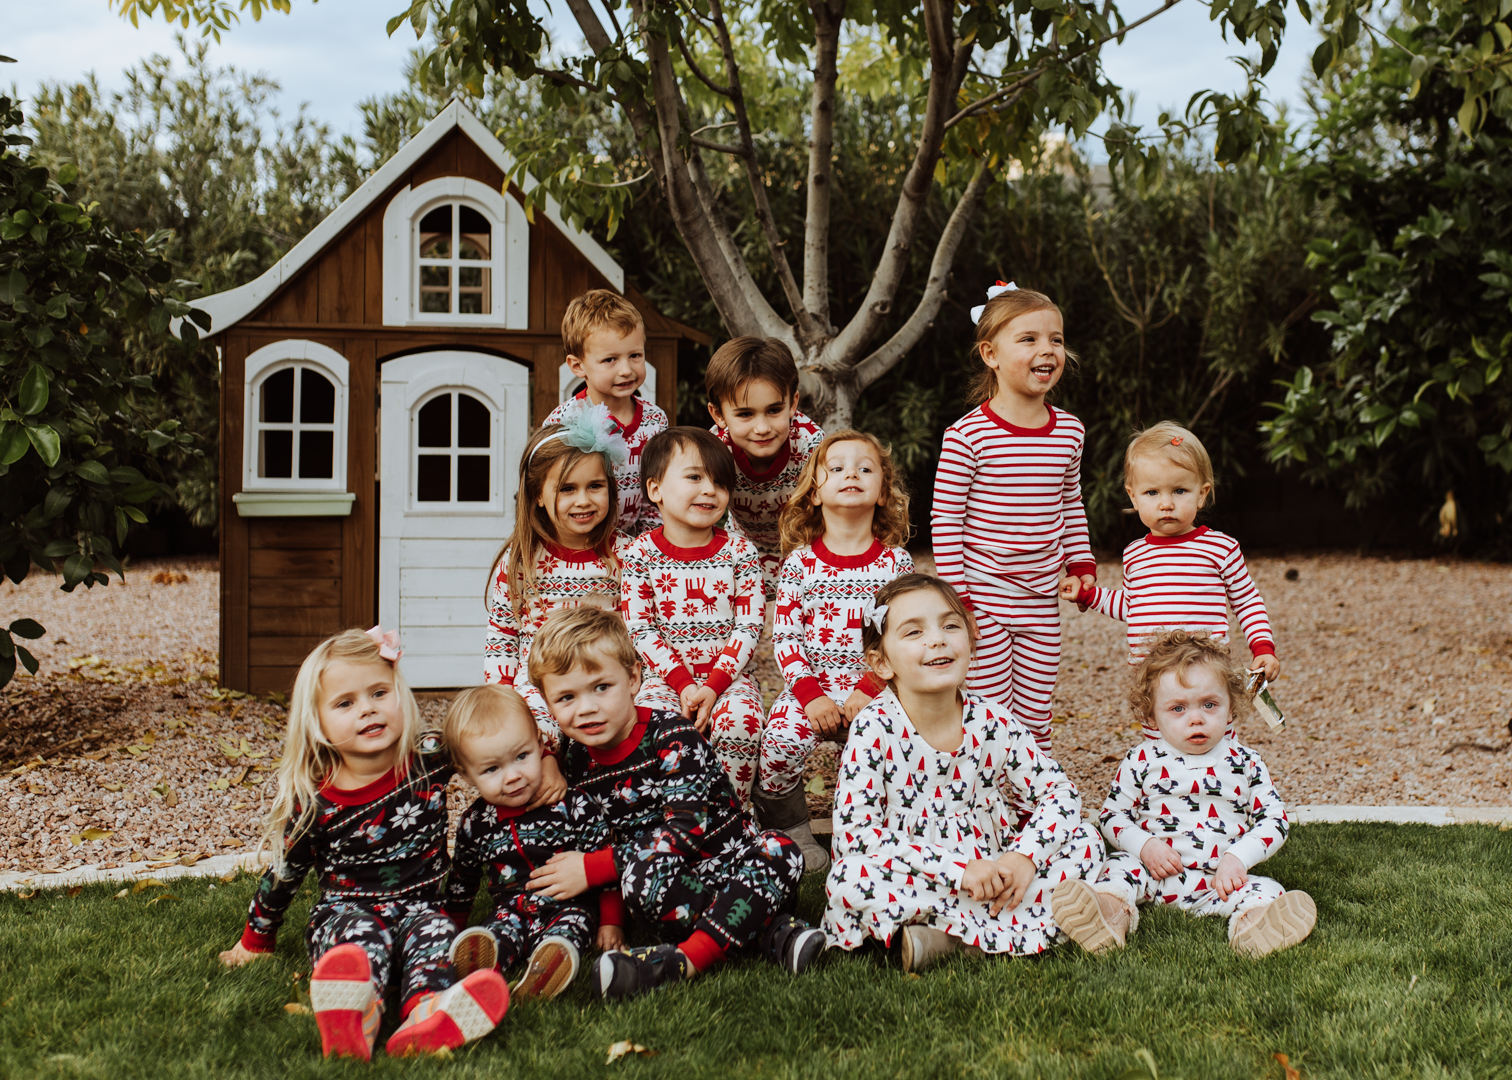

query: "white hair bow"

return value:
[860, 598, 888, 635]
[969, 279, 1018, 325]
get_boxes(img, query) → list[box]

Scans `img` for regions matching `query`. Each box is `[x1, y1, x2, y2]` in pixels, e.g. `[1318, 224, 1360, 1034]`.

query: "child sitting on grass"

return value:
[218, 628, 508, 1061]
[705, 336, 825, 598]
[441, 684, 624, 1000]
[525, 606, 826, 1000]
[1052, 630, 1316, 958]
[620, 427, 767, 801]
[822, 574, 1108, 973]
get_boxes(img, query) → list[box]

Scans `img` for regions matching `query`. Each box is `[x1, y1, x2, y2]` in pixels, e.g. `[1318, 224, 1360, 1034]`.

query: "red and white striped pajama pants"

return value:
[965, 575, 1060, 751]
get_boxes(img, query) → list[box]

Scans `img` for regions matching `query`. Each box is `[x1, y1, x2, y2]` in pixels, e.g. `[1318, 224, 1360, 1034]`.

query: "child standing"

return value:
[705, 336, 826, 598]
[1074, 422, 1279, 694]
[441, 684, 623, 1000]
[756, 430, 914, 874]
[218, 629, 508, 1060]
[619, 427, 767, 801]
[543, 289, 669, 535]
[822, 574, 1108, 971]
[931, 282, 1096, 751]
[484, 406, 637, 754]
[526, 606, 825, 1000]
[1052, 630, 1315, 958]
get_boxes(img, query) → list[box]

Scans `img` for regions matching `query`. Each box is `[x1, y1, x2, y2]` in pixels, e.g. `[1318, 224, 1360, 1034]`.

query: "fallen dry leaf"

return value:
[114, 888, 128, 899]
[17, 889, 37, 900]
[78, 827, 113, 842]
[66, 886, 82, 898]
[132, 878, 168, 894]
[803, 775, 826, 795]
[26, 783, 44, 795]
[179, 853, 206, 867]
[1274, 1053, 1300, 1080]
[146, 893, 179, 905]
[283, 1003, 312, 1015]
[605, 1041, 657, 1064]
[100, 782, 123, 792]
[219, 869, 239, 883]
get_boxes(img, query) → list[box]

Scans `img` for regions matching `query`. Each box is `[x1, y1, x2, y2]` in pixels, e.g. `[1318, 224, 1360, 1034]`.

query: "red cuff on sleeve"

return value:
[1249, 640, 1276, 658]
[583, 847, 619, 888]
[855, 671, 886, 699]
[1075, 582, 1098, 605]
[703, 668, 733, 697]
[664, 666, 695, 694]
[240, 924, 276, 953]
[1064, 560, 1097, 580]
[960, 595, 975, 611]
[598, 889, 625, 927]
[791, 677, 826, 708]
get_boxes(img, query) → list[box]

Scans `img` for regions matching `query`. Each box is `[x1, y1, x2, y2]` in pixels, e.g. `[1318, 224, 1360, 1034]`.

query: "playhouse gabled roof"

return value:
[194, 100, 624, 336]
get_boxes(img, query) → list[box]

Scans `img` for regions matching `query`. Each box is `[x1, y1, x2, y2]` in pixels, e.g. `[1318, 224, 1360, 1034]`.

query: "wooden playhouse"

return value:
[196, 101, 707, 693]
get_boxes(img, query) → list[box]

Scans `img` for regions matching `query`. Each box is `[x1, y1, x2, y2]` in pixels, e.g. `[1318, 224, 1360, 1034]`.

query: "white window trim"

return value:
[241, 339, 350, 494]
[409, 387, 502, 512]
[396, 363, 508, 515]
[557, 360, 657, 406]
[383, 176, 529, 329]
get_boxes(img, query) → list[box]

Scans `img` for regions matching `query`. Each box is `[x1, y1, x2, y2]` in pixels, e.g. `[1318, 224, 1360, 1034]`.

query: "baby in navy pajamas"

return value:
[442, 684, 624, 999]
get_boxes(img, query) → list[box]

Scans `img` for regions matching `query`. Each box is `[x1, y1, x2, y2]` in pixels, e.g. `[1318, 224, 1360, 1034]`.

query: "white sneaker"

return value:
[448, 925, 498, 977]
[513, 936, 579, 999]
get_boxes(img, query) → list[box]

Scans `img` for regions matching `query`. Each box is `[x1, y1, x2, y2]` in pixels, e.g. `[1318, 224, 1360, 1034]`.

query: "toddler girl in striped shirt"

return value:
[931, 283, 1096, 751]
[1073, 423, 1280, 704]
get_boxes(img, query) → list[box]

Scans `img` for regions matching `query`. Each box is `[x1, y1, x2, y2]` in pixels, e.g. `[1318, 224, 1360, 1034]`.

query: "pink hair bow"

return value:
[366, 625, 403, 663]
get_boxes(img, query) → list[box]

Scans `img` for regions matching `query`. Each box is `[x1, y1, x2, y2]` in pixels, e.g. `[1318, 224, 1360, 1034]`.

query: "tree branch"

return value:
[676, 31, 735, 97]
[690, 135, 746, 154]
[802, 0, 846, 332]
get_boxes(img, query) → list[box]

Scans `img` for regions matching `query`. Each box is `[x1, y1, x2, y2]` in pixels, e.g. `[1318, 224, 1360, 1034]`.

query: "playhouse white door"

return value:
[379, 351, 528, 688]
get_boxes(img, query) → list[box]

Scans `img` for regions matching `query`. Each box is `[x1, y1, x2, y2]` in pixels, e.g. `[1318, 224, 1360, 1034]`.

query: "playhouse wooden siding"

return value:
[216, 127, 690, 694]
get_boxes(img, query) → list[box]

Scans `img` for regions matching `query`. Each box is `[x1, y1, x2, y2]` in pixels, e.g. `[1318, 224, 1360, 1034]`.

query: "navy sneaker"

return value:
[595, 943, 686, 1000]
[761, 914, 826, 975]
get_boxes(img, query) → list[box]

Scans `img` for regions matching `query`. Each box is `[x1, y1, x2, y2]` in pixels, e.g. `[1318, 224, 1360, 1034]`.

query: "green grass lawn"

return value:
[2, 823, 1510, 1080]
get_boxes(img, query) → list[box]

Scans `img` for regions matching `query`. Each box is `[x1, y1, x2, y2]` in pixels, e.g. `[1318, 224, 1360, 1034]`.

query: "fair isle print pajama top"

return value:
[823, 692, 1104, 955]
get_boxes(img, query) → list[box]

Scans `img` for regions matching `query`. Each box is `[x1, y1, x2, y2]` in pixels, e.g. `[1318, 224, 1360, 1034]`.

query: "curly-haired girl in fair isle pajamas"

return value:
[218, 629, 508, 1061]
[931, 284, 1096, 752]
[822, 575, 1110, 972]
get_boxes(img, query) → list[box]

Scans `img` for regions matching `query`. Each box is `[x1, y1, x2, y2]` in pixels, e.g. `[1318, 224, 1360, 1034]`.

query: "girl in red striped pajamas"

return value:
[931, 283, 1095, 751]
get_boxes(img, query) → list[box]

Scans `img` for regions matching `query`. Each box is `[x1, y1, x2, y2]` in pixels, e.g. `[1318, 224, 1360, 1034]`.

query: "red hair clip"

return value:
[1171, 436, 1184, 446]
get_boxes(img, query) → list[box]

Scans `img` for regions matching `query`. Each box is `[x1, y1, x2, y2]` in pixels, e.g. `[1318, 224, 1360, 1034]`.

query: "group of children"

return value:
[220, 285, 1317, 1060]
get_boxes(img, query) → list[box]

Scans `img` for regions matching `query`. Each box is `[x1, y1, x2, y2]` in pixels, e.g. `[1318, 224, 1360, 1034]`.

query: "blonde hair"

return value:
[1124, 421, 1216, 500]
[530, 606, 640, 685]
[1128, 630, 1249, 723]
[778, 430, 911, 555]
[967, 287, 1077, 406]
[562, 289, 644, 359]
[443, 684, 537, 764]
[490, 424, 620, 619]
[262, 630, 424, 874]
[860, 573, 977, 683]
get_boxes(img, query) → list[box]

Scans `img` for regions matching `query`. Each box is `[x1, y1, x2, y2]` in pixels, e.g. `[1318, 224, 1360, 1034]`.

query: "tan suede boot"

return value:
[1230, 891, 1317, 958]
[900, 925, 960, 973]
[1051, 879, 1132, 954]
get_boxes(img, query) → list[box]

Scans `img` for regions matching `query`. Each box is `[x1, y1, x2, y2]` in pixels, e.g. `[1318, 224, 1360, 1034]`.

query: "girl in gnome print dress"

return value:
[822, 574, 1108, 971]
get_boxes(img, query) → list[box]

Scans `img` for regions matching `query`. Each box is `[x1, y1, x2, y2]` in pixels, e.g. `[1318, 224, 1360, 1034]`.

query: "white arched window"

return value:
[238, 340, 350, 504]
[383, 177, 529, 328]
[412, 388, 495, 505]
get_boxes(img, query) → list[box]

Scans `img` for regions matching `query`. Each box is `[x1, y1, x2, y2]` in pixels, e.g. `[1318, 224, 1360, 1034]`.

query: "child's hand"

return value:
[529, 851, 589, 900]
[961, 859, 1008, 903]
[680, 685, 718, 732]
[1212, 852, 1248, 901]
[804, 695, 845, 736]
[528, 754, 568, 810]
[597, 923, 625, 952]
[989, 852, 1037, 915]
[218, 942, 267, 967]
[1139, 838, 1185, 880]
[1057, 575, 1081, 602]
[1250, 653, 1281, 683]
[841, 689, 872, 724]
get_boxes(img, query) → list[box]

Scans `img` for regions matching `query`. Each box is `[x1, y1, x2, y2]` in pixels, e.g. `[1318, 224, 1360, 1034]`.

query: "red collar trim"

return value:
[587, 709, 652, 765]
[321, 765, 401, 806]
[813, 535, 885, 569]
[493, 802, 532, 821]
[980, 401, 1057, 437]
[544, 539, 606, 564]
[729, 434, 791, 479]
[1145, 526, 1209, 546]
[574, 389, 643, 439]
[650, 526, 728, 561]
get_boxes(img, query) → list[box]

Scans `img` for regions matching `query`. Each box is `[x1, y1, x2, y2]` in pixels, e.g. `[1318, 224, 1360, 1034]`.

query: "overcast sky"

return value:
[8, 0, 1320, 141]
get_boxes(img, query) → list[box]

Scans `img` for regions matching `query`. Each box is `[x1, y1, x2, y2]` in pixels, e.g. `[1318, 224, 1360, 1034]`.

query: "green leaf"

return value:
[61, 552, 91, 589]
[16, 645, 37, 676]
[24, 424, 60, 467]
[73, 459, 109, 485]
[0, 268, 25, 304]
[17, 364, 48, 415]
[1311, 37, 1334, 78]
[56, 162, 77, 187]
[7, 618, 43, 639]
[0, 423, 29, 465]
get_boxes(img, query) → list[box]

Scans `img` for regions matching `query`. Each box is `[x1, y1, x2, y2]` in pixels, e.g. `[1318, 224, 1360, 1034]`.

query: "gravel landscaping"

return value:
[2, 552, 1509, 878]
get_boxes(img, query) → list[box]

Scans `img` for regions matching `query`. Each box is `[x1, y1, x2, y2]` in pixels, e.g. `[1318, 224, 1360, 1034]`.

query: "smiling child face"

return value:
[814, 438, 884, 513]
[540, 646, 643, 751]
[317, 658, 403, 765]
[455, 713, 545, 808]
[542, 453, 611, 546]
[868, 588, 972, 696]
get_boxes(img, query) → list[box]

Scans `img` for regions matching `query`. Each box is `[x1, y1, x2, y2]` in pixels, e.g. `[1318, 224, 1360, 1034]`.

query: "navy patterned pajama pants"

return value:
[482, 897, 596, 968]
[306, 899, 456, 1010]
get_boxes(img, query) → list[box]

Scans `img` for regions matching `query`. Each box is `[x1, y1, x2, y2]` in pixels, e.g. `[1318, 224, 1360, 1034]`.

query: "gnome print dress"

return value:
[823, 691, 1104, 955]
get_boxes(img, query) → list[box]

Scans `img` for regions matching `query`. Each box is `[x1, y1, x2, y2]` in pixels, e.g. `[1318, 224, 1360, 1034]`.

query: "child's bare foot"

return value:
[1052, 879, 1131, 954]
[1230, 891, 1316, 958]
[218, 941, 268, 967]
[513, 936, 579, 999]
[385, 970, 510, 1056]
[309, 944, 381, 1061]
[900, 925, 959, 973]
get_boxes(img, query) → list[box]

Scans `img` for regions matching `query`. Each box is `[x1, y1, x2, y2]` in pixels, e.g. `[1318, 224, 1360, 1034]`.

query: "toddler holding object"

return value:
[526, 607, 825, 1000]
[442, 684, 623, 1001]
[705, 336, 826, 598]
[822, 574, 1109, 973]
[756, 430, 914, 873]
[542, 289, 668, 534]
[619, 427, 767, 800]
[219, 628, 508, 1061]
[1053, 630, 1316, 958]
[931, 283, 1096, 750]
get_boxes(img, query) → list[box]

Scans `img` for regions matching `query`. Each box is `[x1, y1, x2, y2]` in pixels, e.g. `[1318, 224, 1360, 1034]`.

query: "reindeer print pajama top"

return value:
[823, 692, 1104, 955]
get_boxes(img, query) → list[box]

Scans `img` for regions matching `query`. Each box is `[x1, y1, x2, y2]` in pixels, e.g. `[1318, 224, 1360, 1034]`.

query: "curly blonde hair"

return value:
[778, 430, 911, 555]
[1128, 630, 1250, 723]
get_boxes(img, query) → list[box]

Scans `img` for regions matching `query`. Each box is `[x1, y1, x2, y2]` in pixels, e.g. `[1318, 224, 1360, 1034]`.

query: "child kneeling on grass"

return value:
[218, 628, 508, 1061]
[525, 605, 826, 1000]
[441, 684, 624, 1000]
[822, 574, 1109, 973]
[1052, 630, 1316, 958]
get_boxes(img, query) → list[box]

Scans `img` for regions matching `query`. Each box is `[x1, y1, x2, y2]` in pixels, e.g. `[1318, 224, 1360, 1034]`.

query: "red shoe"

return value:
[309, 944, 380, 1060]
[384, 970, 509, 1057]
